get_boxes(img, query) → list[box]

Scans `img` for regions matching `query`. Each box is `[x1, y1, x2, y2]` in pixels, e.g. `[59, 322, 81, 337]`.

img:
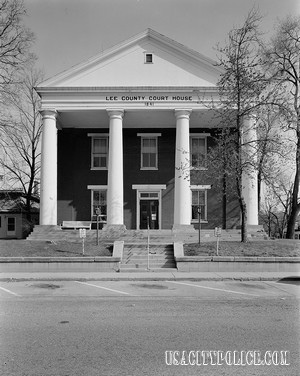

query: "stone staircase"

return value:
[120, 243, 176, 271]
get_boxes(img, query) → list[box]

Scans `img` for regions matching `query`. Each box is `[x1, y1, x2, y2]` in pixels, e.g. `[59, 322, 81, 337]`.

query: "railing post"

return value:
[147, 218, 150, 270]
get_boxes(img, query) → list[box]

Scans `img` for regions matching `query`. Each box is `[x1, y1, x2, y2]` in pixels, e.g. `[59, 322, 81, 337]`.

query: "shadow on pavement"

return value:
[277, 276, 300, 285]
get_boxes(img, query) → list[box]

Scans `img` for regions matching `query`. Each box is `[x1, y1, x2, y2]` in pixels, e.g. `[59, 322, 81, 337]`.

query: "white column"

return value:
[40, 110, 58, 225]
[173, 109, 192, 228]
[242, 116, 258, 226]
[106, 109, 124, 226]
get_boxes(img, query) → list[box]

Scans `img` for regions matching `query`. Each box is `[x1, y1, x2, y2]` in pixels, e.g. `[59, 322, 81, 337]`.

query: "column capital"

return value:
[106, 109, 124, 120]
[40, 109, 57, 120]
[174, 109, 192, 120]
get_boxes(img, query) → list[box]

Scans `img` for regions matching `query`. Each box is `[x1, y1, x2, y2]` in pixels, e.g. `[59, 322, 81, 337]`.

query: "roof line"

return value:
[40, 28, 222, 87]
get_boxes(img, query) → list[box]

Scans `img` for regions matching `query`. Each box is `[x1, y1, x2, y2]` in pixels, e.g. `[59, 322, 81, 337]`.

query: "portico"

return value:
[36, 29, 259, 231]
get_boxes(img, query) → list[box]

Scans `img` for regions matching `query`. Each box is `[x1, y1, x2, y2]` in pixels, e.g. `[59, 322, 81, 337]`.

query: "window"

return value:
[7, 217, 16, 232]
[91, 137, 108, 169]
[191, 190, 207, 222]
[145, 53, 153, 63]
[140, 192, 159, 198]
[190, 136, 207, 169]
[91, 190, 107, 223]
[140, 137, 159, 170]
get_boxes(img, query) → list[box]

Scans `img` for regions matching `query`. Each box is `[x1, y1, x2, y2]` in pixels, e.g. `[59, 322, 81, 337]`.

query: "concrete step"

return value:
[120, 262, 176, 269]
[118, 267, 178, 272]
[121, 243, 176, 269]
[124, 249, 173, 256]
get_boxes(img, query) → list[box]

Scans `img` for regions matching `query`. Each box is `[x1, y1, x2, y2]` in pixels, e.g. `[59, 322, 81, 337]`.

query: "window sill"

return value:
[140, 167, 158, 171]
[191, 220, 208, 224]
[91, 167, 108, 171]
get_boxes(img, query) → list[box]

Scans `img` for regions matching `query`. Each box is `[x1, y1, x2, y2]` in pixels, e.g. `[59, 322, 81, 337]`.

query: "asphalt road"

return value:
[0, 280, 299, 376]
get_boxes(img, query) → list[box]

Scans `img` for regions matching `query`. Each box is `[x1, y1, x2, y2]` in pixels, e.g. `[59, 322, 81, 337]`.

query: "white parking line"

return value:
[167, 281, 260, 297]
[0, 285, 20, 297]
[75, 281, 131, 295]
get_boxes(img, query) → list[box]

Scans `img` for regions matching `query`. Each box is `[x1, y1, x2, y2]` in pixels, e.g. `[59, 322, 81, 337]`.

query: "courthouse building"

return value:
[36, 29, 258, 231]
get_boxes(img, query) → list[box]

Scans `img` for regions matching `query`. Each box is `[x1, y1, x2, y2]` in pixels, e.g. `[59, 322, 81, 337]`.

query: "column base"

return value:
[247, 225, 267, 239]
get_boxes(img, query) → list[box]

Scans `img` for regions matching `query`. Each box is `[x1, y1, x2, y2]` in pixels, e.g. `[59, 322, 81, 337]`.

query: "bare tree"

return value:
[0, 0, 34, 91]
[0, 66, 43, 224]
[256, 106, 292, 211]
[260, 173, 294, 238]
[263, 15, 300, 239]
[214, 7, 271, 242]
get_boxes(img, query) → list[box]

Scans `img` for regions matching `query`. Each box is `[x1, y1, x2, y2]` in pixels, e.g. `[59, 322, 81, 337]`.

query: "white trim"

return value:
[132, 184, 166, 190]
[88, 186, 108, 223]
[6, 216, 16, 236]
[190, 133, 211, 137]
[87, 185, 108, 190]
[137, 133, 161, 137]
[90, 135, 109, 170]
[190, 185, 211, 190]
[132, 184, 166, 229]
[144, 52, 154, 64]
[190, 187, 209, 223]
[190, 134, 208, 170]
[38, 28, 222, 87]
[88, 133, 109, 137]
[139, 135, 159, 170]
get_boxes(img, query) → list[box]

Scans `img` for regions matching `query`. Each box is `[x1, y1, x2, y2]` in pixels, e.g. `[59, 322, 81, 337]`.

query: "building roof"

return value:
[0, 191, 39, 213]
[38, 28, 223, 89]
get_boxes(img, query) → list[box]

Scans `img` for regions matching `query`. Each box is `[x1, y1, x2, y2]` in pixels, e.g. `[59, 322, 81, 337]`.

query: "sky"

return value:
[23, 0, 299, 81]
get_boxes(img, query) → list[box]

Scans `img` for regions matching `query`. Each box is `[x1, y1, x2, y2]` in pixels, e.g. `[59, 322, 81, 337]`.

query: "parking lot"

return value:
[0, 279, 299, 300]
[1, 278, 299, 376]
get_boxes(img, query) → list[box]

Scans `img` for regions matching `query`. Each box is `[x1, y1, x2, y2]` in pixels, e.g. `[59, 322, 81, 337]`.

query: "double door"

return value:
[140, 200, 159, 229]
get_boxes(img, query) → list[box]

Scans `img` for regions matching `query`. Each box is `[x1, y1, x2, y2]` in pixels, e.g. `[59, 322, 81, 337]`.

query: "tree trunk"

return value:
[257, 169, 261, 213]
[222, 172, 227, 229]
[236, 173, 248, 242]
[240, 196, 248, 242]
[286, 205, 299, 238]
[286, 134, 300, 239]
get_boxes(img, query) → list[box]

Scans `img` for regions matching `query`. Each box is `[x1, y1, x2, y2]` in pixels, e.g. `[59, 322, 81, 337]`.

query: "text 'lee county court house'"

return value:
[36, 29, 259, 231]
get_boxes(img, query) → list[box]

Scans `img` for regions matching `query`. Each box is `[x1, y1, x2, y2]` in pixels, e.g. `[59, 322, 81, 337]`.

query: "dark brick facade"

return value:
[57, 127, 240, 229]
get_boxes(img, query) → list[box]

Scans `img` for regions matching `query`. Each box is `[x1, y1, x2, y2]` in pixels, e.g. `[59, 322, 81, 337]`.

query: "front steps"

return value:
[120, 243, 176, 271]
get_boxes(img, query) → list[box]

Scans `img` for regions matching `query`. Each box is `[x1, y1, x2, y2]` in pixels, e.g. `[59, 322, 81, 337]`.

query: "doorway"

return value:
[140, 200, 159, 229]
[7, 217, 16, 236]
[133, 185, 166, 230]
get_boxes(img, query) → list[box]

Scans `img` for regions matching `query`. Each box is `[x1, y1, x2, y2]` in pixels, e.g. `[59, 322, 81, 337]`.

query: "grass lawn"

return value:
[0, 240, 113, 257]
[184, 239, 300, 257]
[0, 239, 299, 258]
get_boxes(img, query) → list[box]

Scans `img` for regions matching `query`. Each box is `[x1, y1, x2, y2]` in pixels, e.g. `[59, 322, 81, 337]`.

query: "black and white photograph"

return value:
[0, 0, 299, 375]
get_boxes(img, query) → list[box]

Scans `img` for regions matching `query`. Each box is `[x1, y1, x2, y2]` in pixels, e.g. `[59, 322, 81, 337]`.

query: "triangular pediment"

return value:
[40, 29, 222, 88]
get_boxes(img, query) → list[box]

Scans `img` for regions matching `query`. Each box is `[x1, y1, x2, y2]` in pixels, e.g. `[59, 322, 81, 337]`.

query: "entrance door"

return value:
[140, 200, 159, 229]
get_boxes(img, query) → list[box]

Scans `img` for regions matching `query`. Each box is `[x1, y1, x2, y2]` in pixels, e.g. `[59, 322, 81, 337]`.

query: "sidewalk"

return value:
[1, 270, 299, 282]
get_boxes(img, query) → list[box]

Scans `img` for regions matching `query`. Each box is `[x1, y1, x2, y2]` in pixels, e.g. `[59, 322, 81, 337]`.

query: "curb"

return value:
[0, 277, 285, 282]
[1, 256, 300, 262]
[1, 274, 299, 282]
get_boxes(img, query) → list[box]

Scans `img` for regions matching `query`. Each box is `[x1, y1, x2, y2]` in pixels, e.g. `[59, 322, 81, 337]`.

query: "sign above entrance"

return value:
[105, 94, 194, 102]
[102, 93, 202, 108]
